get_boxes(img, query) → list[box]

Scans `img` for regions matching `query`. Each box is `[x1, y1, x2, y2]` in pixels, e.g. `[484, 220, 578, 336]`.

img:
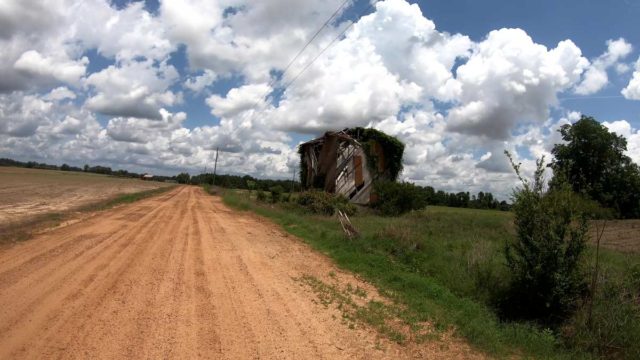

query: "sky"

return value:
[1, 0, 640, 198]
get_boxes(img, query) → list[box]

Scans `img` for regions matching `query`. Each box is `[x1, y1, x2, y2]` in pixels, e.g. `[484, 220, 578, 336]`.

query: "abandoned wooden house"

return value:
[298, 128, 404, 205]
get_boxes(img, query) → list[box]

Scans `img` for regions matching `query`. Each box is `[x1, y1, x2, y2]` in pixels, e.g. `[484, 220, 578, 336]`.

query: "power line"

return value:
[277, 0, 351, 83]
[281, 0, 378, 91]
[221, 0, 356, 144]
[213, 1, 378, 175]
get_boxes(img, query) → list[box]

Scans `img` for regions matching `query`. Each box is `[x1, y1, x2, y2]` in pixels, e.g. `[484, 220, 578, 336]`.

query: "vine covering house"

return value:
[298, 127, 404, 204]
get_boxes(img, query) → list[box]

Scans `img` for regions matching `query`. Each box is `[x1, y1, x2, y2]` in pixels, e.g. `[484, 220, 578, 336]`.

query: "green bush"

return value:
[500, 152, 589, 326]
[296, 191, 356, 216]
[372, 180, 427, 216]
[256, 190, 267, 202]
[270, 185, 284, 203]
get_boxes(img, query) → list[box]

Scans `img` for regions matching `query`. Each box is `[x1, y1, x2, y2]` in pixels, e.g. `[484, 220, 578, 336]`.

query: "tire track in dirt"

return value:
[0, 189, 184, 358]
[0, 186, 484, 359]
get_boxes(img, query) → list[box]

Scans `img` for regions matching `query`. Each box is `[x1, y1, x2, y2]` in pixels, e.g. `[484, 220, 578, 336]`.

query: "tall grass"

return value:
[221, 190, 596, 359]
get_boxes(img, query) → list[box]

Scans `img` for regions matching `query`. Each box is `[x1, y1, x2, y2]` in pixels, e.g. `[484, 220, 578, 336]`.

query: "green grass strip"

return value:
[220, 190, 590, 359]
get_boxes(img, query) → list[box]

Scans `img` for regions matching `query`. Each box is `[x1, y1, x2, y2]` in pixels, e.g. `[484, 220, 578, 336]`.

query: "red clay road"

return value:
[0, 186, 482, 359]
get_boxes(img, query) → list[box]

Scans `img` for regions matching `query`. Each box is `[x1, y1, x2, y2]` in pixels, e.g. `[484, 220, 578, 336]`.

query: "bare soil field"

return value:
[589, 219, 640, 253]
[0, 186, 481, 359]
[0, 167, 170, 225]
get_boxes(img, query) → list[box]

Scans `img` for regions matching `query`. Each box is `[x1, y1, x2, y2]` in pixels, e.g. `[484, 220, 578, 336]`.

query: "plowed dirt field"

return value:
[0, 186, 481, 359]
[0, 167, 169, 225]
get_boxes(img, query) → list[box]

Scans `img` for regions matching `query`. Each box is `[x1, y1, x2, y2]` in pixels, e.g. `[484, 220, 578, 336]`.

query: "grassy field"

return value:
[221, 189, 640, 359]
[0, 167, 173, 243]
[588, 219, 640, 253]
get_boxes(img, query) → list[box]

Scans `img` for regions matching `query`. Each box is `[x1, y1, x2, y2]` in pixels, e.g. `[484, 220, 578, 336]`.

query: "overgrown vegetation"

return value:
[345, 127, 406, 181]
[565, 256, 640, 359]
[296, 190, 357, 216]
[221, 184, 639, 359]
[372, 180, 428, 216]
[298, 127, 405, 187]
[500, 152, 589, 326]
[222, 190, 587, 358]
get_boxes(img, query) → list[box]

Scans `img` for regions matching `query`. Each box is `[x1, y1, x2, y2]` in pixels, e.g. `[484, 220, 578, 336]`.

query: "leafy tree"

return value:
[500, 152, 589, 326]
[175, 172, 191, 184]
[551, 115, 640, 218]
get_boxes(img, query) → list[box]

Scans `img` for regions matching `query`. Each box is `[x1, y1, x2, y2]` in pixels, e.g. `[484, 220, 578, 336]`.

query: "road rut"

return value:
[0, 186, 481, 359]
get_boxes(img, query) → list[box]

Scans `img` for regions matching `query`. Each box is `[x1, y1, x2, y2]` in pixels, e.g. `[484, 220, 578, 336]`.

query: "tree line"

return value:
[0, 158, 177, 182]
[175, 172, 302, 192]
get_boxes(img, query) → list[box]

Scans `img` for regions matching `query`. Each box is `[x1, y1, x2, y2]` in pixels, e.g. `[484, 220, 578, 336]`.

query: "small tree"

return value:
[269, 185, 284, 203]
[500, 151, 589, 326]
[246, 180, 256, 197]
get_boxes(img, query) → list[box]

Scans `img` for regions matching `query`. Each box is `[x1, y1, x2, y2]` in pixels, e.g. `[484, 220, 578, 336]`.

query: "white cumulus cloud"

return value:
[575, 38, 633, 95]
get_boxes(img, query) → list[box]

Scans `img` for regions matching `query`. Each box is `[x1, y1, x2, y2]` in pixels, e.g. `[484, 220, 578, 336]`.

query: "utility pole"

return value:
[212, 147, 219, 186]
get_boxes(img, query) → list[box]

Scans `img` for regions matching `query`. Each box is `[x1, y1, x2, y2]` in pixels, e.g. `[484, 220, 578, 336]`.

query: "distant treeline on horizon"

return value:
[1, 157, 509, 211]
[0, 157, 175, 182]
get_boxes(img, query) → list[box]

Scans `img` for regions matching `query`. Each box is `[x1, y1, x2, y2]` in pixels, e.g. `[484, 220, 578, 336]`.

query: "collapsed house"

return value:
[298, 128, 404, 205]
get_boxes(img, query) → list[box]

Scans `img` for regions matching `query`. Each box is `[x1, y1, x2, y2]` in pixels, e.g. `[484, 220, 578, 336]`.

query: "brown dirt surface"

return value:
[0, 186, 484, 359]
[589, 219, 640, 253]
[0, 167, 170, 225]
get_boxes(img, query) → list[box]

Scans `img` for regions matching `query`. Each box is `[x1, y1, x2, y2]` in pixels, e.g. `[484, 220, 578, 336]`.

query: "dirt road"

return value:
[0, 186, 480, 359]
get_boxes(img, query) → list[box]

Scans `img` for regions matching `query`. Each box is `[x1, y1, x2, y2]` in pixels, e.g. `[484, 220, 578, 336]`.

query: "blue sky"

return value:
[105, 0, 640, 132]
[423, 0, 640, 124]
[1, 0, 640, 197]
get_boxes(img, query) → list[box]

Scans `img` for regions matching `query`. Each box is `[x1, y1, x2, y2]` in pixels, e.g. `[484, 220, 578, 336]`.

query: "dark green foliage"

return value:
[296, 191, 357, 216]
[256, 190, 267, 202]
[409, 184, 508, 211]
[189, 172, 300, 192]
[175, 172, 191, 184]
[269, 185, 284, 203]
[501, 152, 589, 326]
[551, 115, 640, 218]
[246, 180, 256, 193]
[372, 180, 427, 216]
[346, 127, 405, 181]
